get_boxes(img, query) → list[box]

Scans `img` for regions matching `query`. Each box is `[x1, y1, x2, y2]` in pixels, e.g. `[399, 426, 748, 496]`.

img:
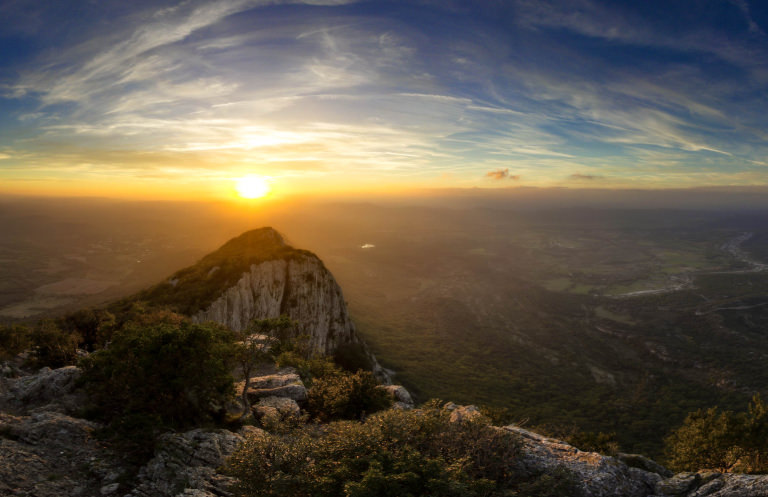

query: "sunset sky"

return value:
[2, 0, 768, 199]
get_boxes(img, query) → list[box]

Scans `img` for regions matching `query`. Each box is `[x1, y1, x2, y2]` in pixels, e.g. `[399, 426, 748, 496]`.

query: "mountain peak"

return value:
[123, 227, 307, 317]
[214, 227, 286, 255]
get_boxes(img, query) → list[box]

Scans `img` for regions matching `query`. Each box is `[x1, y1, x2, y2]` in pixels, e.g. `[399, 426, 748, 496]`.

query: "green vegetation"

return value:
[57, 308, 116, 351]
[665, 395, 768, 473]
[80, 317, 237, 435]
[0, 324, 30, 360]
[29, 319, 81, 368]
[307, 370, 392, 421]
[2, 308, 115, 367]
[227, 403, 580, 497]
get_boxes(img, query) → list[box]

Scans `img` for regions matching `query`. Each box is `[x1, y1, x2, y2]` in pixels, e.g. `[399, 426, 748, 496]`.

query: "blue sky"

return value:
[2, 0, 768, 197]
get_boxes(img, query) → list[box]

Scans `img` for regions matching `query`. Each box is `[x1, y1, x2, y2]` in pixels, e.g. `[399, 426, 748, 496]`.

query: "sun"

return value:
[235, 176, 270, 199]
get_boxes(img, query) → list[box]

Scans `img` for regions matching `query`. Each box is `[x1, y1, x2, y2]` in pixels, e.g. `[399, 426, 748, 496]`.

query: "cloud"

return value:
[485, 168, 521, 180]
[486, 168, 509, 180]
[569, 173, 603, 180]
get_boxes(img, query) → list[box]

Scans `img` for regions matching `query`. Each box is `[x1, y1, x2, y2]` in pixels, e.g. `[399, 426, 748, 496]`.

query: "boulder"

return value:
[448, 404, 483, 423]
[237, 373, 308, 403]
[380, 385, 414, 409]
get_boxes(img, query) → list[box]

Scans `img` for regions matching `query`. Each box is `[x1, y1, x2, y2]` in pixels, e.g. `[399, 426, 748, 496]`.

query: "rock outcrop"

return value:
[652, 471, 768, 497]
[505, 425, 662, 497]
[128, 428, 247, 497]
[0, 365, 83, 414]
[0, 366, 128, 496]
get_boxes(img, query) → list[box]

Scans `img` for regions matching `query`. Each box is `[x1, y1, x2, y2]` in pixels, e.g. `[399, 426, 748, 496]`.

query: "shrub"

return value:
[227, 406, 523, 497]
[334, 342, 374, 372]
[275, 350, 340, 385]
[0, 324, 30, 360]
[57, 308, 116, 351]
[567, 431, 619, 456]
[80, 320, 237, 432]
[665, 406, 745, 472]
[307, 370, 392, 421]
[665, 395, 768, 474]
[30, 320, 80, 368]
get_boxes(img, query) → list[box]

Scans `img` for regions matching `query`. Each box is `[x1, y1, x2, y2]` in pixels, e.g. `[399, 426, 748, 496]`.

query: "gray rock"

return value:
[238, 373, 308, 403]
[617, 452, 673, 477]
[505, 425, 661, 497]
[380, 385, 414, 409]
[1, 366, 83, 414]
[656, 472, 700, 496]
[100, 482, 120, 495]
[0, 410, 121, 497]
[0, 411, 99, 447]
[686, 473, 768, 497]
[128, 428, 244, 497]
[690, 477, 725, 497]
[176, 490, 218, 497]
[254, 396, 301, 417]
[449, 405, 482, 423]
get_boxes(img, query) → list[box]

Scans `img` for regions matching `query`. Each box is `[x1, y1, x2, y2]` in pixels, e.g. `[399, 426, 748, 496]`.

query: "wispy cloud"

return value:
[3, 0, 768, 194]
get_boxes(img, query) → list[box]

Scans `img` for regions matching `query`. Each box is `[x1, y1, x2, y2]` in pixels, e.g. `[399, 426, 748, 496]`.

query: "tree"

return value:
[665, 407, 745, 472]
[81, 319, 237, 431]
[740, 394, 768, 472]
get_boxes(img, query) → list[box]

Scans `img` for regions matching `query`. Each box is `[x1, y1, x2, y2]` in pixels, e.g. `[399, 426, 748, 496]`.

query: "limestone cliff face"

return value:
[193, 255, 355, 356]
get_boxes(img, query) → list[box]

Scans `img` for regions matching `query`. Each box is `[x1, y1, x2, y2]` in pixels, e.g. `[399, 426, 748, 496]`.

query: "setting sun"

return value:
[235, 176, 270, 199]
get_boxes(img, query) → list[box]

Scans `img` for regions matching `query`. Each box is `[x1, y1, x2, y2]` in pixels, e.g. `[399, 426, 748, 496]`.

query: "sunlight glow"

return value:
[235, 176, 270, 199]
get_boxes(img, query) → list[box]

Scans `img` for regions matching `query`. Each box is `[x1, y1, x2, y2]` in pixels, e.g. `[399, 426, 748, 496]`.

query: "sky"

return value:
[2, 0, 768, 199]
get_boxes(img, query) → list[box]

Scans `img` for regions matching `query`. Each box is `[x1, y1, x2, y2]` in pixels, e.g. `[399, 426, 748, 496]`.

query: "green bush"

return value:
[665, 395, 768, 474]
[665, 406, 745, 472]
[30, 320, 80, 368]
[227, 406, 523, 497]
[566, 431, 619, 456]
[0, 324, 30, 360]
[57, 308, 116, 351]
[334, 342, 374, 372]
[276, 350, 341, 385]
[80, 320, 237, 432]
[307, 370, 392, 421]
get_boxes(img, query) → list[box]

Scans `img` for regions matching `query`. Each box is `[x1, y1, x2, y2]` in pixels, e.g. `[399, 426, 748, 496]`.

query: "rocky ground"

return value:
[3, 363, 768, 496]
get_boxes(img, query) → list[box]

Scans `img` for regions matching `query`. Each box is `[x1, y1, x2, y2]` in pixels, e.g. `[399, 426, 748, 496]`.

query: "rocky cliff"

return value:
[129, 227, 388, 381]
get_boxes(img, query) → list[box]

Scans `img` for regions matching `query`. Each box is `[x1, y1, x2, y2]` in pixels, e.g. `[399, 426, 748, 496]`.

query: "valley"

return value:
[3, 198, 768, 457]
